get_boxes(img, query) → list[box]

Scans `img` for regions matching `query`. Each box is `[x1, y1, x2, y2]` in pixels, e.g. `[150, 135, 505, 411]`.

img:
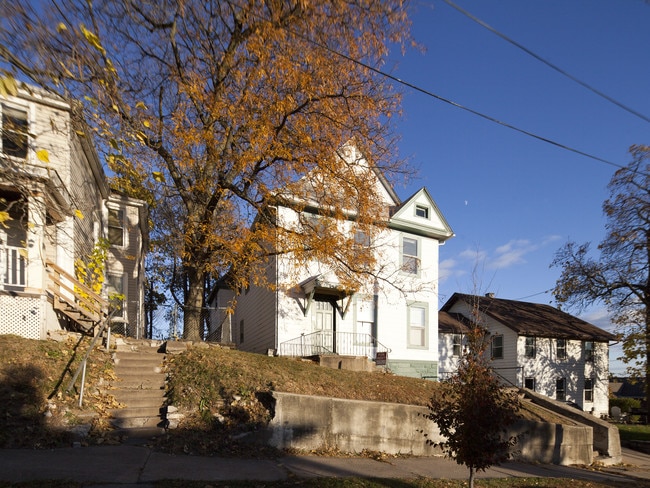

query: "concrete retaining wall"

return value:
[522, 389, 621, 464]
[509, 420, 593, 465]
[252, 392, 595, 465]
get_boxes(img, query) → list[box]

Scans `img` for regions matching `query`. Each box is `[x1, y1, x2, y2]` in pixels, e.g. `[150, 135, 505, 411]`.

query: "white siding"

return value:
[0, 88, 147, 339]
[438, 332, 463, 378]
[232, 256, 278, 354]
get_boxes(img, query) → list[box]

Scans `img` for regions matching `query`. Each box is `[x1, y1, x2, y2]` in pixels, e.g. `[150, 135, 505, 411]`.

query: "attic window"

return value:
[415, 205, 429, 219]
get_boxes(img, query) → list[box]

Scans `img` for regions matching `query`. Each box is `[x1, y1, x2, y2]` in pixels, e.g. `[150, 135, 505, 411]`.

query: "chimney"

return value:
[485, 292, 495, 298]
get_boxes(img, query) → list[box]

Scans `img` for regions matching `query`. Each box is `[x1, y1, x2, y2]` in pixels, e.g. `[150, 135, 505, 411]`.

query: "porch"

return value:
[278, 330, 390, 364]
[0, 245, 109, 338]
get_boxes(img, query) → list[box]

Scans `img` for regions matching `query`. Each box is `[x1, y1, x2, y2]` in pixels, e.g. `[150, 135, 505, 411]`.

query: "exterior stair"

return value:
[107, 338, 168, 442]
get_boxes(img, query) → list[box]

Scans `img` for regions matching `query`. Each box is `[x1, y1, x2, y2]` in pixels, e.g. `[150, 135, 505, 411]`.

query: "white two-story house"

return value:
[439, 293, 616, 417]
[211, 146, 454, 378]
[0, 84, 148, 340]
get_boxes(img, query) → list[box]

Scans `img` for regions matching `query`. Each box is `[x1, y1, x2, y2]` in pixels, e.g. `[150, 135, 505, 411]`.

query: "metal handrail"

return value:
[278, 330, 391, 360]
[65, 309, 117, 406]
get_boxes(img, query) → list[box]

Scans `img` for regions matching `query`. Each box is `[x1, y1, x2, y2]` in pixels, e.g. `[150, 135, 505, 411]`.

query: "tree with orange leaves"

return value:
[0, 0, 413, 340]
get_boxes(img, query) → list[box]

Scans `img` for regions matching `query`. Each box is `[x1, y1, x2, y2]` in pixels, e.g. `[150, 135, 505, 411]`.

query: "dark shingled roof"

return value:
[438, 311, 472, 334]
[440, 293, 616, 342]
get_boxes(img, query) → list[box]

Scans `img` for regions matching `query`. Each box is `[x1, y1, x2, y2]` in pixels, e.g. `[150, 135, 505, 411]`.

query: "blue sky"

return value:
[389, 0, 650, 374]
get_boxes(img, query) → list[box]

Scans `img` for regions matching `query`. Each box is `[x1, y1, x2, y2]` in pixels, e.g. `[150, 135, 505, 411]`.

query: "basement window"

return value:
[525, 377, 535, 391]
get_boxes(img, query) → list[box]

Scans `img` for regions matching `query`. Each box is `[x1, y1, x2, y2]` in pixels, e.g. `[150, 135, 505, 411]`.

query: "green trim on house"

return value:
[388, 359, 437, 380]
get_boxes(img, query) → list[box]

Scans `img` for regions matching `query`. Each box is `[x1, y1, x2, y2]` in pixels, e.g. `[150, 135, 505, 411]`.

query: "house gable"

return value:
[389, 187, 454, 241]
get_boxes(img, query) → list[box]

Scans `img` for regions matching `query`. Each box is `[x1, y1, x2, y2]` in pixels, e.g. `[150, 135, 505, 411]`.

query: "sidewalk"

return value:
[1, 445, 648, 486]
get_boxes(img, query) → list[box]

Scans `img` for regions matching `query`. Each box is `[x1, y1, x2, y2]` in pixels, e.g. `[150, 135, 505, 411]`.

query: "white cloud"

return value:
[581, 307, 614, 331]
[490, 239, 535, 269]
[458, 248, 487, 262]
[449, 236, 563, 290]
[439, 258, 467, 284]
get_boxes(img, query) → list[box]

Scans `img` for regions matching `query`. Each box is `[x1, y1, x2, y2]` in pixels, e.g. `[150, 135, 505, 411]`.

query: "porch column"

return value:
[26, 193, 46, 291]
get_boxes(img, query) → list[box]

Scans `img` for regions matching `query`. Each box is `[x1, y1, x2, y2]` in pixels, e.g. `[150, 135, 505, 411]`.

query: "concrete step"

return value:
[112, 375, 165, 390]
[108, 343, 169, 438]
[110, 415, 163, 429]
[113, 338, 165, 353]
[110, 405, 162, 419]
[114, 350, 165, 361]
[114, 358, 164, 370]
[105, 426, 167, 444]
[110, 389, 166, 407]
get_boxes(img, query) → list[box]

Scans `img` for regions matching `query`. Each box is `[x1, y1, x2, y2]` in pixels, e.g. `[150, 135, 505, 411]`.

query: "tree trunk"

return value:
[183, 266, 205, 341]
[469, 466, 475, 488]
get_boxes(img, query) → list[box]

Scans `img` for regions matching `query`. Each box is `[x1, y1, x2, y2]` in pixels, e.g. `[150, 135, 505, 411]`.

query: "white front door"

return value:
[312, 300, 334, 352]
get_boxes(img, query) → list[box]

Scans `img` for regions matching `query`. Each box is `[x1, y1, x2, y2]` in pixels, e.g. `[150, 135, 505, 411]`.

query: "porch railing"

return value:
[0, 244, 26, 289]
[46, 260, 109, 333]
[278, 331, 391, 361]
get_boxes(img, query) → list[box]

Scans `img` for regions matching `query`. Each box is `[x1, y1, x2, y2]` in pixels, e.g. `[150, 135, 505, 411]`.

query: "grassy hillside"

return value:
[0, 334, 560, 455]
[0, 334, 116, 448]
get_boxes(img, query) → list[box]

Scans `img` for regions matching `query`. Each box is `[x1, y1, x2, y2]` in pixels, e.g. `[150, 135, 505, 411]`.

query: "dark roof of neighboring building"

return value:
[609, 377, 646, 399]
[438, 311, 472, 334]
[440, 293, 616, 342]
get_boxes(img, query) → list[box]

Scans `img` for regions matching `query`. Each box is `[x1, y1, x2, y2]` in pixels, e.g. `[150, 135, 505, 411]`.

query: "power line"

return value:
[292, 30, 631, 172]
[235, 2, 647, 176]
[513, 289, 553, 301]
[442, 0, 650, 125]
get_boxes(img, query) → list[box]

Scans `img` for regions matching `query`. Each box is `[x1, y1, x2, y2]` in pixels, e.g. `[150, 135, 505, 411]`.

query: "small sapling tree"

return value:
[422, 301, 521, 488]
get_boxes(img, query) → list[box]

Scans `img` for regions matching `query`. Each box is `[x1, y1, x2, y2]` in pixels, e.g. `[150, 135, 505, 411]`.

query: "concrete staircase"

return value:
[108, 338, 167, 441]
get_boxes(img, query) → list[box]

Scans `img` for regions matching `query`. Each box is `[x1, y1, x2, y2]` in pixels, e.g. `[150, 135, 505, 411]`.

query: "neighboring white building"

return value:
[210, 146, 454, 378]
[439, 293, 616, 417]
[0, 85, 148, 339]
[438, 310, 471, 379]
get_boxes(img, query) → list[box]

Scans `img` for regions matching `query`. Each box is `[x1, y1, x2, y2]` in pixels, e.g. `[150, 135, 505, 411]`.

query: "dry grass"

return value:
[0, 334, 568, 453]
[0, 334, 118, 448]
[165, 344, 441, 408]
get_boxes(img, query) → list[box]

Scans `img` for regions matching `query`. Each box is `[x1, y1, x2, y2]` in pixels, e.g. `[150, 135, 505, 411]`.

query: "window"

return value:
[584, 378, 594, 402]
[556, 378, 566, 401]
[415, 205, 429, 219]
[408, 303, 427, 348]
[557, 338, 567, 360]
[584, 341, 594, 362]
[452, 334, 462, 357]
[2, 105, 28, 159]
[525, 378, 536, 391]
[106, 274, 126, 320]
[239, 319, 244, 343]
[108, 208, 125, 247]
[401, 237, 419, 275]
[354, 230, 371, 247]
[524, 337, 536, 358]
[491, 335, 503, 359]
